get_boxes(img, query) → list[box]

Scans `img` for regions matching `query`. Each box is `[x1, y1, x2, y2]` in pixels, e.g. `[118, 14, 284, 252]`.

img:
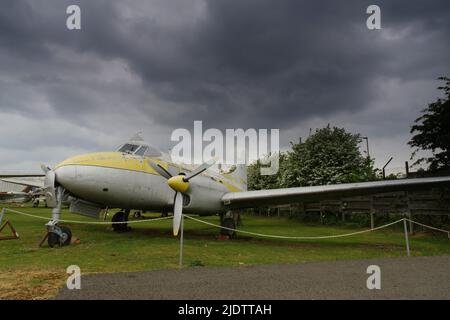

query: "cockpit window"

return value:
[118, 142, 162, 157]
[144, 146, 162, 157]
[134, 146, 148, 156]
[118, 143, 140, 154]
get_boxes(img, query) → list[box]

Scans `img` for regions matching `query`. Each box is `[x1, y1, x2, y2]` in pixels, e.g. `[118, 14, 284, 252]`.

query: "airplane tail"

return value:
[230, 164, 247, 191]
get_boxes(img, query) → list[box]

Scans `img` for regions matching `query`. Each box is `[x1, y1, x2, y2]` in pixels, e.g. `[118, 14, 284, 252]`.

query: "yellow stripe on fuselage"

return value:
[55, 152, 242, 192]
[55, 152, 163, 175]
[221, 181, 241, 192]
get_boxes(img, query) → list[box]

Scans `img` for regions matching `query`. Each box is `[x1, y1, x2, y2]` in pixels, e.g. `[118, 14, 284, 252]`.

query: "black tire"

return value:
[60, 226, 72, 246]
[112, 211, 128, 232]
[221, 217, 236, 238]
[133, 211, 141, 219]
[47, 226, 72, 248]
[48, 232, 61, 248]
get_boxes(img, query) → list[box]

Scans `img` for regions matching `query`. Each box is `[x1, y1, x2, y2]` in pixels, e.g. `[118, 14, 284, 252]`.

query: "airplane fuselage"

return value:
[54, 152, 242, 215]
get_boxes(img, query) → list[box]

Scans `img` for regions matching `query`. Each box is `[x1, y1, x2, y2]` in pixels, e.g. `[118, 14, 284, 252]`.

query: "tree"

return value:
[279, 125, 377, 187]
[247, 125, 378, 190]
[247, 153, 286, 190]
[409, 76, 450, 171]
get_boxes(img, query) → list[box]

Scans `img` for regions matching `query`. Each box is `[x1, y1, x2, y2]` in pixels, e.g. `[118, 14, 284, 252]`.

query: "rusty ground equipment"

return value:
[0, 208, 19, 240]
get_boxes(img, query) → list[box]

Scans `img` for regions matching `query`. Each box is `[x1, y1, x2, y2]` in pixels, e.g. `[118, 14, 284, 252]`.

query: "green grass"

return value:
[0, 204, 449, 298]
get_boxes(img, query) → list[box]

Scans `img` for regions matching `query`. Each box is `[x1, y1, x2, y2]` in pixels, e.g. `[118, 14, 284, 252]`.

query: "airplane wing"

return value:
[221, 176, 450, 208]
[0, 175, 45, 189]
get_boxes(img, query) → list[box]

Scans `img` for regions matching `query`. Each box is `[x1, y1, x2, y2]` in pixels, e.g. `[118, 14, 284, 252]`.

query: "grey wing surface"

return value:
[221, 176, 450, 208]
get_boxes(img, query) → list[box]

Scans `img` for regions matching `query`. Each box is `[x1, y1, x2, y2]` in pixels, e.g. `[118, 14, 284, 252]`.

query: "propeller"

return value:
[40, 164, 57, 207]
[150, 162, 172, 179]
[149, 159, 216, 236]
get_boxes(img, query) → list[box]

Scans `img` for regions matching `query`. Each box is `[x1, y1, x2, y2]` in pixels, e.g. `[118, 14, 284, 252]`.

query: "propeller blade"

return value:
[149, 161, 172, 179]
[185, 158, 216, 181]
[173, 192, 183, 236]
[42, 167, 57, 208]
[40, 164, 51, 174]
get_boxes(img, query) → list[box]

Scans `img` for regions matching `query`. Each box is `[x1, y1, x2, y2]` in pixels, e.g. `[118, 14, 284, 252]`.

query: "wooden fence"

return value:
[253, 188, 450, 232]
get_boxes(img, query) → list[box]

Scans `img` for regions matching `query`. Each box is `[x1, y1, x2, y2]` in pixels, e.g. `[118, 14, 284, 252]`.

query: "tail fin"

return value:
[235, 164, 247, 191]
[222, 164, 247, 191]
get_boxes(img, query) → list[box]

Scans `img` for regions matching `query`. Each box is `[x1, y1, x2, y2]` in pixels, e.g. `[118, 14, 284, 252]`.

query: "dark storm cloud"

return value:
[2, 0, 450, 127]
[0, 0, 450, 171]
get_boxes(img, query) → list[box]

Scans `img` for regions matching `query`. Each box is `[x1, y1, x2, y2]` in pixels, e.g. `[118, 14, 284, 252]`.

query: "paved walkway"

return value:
[55, 256, 450, 299]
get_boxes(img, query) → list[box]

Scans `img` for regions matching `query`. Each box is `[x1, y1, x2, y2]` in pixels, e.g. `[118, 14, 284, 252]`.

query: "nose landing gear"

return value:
[47, 223, 72, 248]
[44, 186, 73, 248]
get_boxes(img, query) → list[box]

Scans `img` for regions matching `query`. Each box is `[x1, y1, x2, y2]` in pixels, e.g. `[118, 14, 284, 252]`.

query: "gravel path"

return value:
[55, 256, 450, 299]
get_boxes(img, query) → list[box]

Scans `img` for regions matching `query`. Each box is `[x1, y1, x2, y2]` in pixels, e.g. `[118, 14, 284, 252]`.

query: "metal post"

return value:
[406, 192, 414, 235]
[403, 219, 410, 257]
[382, 157, 393, 180]
[0, 208, 5, 225]
[370, 212, 374, 230]
[370, 196, 375, 230]
[179, 214, 184, 268]
[362, 137, 370, 159]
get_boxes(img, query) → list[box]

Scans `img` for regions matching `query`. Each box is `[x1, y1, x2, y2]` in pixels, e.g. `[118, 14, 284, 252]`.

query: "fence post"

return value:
[0, 208, 5, 225]
[406, 192, 414, 235]
[370, 196, 375, 230]
[403, 218, 410, 257]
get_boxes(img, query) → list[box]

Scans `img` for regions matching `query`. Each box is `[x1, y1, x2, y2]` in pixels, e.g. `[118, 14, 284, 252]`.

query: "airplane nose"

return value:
[53, 152, 104, 184]
[52, 151, 122, 193]
[54, 165, 77, 187]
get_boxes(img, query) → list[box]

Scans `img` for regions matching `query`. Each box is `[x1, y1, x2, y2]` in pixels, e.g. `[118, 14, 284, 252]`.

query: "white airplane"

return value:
[2, 134, 450, 248]
[0, 183, 43, 205]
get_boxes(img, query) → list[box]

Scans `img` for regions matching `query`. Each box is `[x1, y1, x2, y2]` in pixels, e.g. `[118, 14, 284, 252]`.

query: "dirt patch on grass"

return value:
[0, 270, 66, 300]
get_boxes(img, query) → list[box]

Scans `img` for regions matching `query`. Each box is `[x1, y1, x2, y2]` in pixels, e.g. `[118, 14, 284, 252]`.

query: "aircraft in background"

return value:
[0, 183, 45, 206]
[0, 190, 32, 204]
[2, 133, 450, 248]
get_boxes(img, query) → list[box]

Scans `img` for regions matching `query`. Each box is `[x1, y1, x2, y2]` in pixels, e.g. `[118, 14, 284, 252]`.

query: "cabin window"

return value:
[118, 143, 140, 153]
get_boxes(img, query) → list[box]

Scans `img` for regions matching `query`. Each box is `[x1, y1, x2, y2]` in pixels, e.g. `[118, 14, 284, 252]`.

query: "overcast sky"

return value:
[1, 0, 449, 173]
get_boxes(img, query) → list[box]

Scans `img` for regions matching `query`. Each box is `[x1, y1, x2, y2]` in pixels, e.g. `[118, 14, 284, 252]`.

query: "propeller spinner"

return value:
[149, 159, 216, 236]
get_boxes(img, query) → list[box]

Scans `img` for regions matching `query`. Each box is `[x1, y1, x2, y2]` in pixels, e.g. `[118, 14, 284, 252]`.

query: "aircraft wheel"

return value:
[133, 211, 141, 219]
[48, 226, 72, 248]
[112, 211, 129, 232]
[220, 217, 236, 238]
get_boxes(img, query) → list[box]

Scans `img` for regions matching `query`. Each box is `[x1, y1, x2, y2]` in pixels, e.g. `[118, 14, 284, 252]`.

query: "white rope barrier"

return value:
[185, 215, 406, 240]
[3, 207, 449, 240]
[405, 218, 450, 237]
[3, 208, 173, 225]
